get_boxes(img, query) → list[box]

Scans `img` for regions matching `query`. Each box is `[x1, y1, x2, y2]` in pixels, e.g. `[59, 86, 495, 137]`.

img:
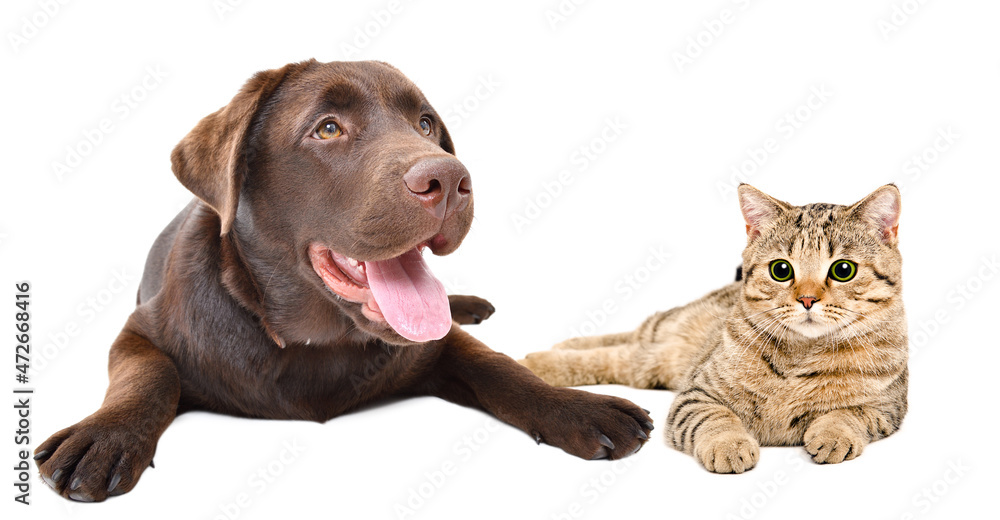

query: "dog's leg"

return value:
[420, 326, 653, 460]
[34, 317, 180, 502]
[448, 294, 496, 325]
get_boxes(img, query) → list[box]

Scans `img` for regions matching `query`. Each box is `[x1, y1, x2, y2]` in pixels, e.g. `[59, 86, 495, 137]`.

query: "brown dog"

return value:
[34, 60, 653, 502]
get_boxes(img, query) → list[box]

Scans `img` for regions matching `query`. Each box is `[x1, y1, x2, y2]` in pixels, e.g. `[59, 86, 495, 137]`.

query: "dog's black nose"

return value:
[403, 157, 471, 220]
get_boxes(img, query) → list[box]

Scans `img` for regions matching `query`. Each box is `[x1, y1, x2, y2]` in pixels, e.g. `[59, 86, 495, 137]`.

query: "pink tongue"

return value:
[364, 249, 452, 342]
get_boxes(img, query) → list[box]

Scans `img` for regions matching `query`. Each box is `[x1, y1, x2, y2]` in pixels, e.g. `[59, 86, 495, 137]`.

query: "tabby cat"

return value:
[520, 184, 907, 473]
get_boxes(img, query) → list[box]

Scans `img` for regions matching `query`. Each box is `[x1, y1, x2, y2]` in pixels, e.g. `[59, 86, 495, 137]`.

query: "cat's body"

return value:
[521, 185, 908, 473]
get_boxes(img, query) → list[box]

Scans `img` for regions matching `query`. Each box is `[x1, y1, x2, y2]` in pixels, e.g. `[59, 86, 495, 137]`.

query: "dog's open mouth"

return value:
[308, 243, 451, 342]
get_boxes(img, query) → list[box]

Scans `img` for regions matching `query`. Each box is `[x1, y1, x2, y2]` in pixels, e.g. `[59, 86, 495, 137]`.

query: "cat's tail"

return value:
[552, 331, 636, 350]
[521, 283, 738, 390]
[519, 338, 642, 387]
[519, 310, 693, 390]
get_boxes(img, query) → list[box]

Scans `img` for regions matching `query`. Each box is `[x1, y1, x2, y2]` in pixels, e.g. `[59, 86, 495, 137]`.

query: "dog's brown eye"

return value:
[419, 117, 432, 136]
[316, 121, 342, 139]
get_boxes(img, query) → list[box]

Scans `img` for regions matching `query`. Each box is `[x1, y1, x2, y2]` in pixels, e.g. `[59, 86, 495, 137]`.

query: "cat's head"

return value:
[737, 184, 903, 340]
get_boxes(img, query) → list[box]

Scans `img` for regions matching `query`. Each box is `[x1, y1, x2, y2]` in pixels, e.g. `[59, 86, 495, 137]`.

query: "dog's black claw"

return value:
[533, 432, 542, 445]
[590, 447, 609, 460]
[641, 408, 651, 414]
[69, 491, 94, 502]
[598, 434, 615, 450]
[70, 477, 82, 491]
[33, 450, 49, 461]
[643, 421, 655, 431]
[637, 430, 648, 441]
[149, 460, 155, 469]
[51, 469, 63, 484]
[107, 473, 122, 493]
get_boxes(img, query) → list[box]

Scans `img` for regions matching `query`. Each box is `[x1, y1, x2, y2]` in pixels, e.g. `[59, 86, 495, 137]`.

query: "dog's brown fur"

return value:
[34, 60, 652, 502]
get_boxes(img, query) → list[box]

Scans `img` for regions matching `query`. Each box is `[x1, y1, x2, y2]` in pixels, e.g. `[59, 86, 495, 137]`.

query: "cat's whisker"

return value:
[731, 312, 783, 361]
[737, 313, 788, 382]
[722, 306, 784, 323]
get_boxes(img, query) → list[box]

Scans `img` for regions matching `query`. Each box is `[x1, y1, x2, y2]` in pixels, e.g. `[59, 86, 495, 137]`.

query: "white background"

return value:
[3, 0, 999, 518]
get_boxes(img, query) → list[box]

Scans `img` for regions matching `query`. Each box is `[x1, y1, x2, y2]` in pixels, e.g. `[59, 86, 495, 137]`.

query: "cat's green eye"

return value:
[769, 260, 794, 282]
[829, 260, 857, 282]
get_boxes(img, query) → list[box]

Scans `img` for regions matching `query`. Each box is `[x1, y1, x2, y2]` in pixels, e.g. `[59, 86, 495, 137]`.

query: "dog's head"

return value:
[171, 60, 472, 345]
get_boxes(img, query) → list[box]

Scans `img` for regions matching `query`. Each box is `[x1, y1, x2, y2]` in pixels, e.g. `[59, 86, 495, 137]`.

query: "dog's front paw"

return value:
[448, 294, 496, 325]
[34, 414, 158, 502]
[531, 388, 653, 460]
[694, 430, 760, 474]
[804, 421, 865, 464]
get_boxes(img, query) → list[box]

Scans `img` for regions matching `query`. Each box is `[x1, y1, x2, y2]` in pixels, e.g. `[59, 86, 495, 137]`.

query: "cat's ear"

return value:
[850, 184, 901, 245]
[738, 184, 791, 241]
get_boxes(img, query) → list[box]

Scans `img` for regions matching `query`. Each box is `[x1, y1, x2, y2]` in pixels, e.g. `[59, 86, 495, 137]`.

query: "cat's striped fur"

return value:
[520, 185, 907, 473]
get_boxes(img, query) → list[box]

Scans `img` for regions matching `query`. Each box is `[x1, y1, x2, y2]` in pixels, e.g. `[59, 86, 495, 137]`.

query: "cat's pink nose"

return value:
[798, 296, 817, 310]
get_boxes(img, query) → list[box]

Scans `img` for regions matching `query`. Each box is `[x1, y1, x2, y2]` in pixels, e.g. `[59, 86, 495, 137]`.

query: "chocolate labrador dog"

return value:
[34, 60, 653, 502]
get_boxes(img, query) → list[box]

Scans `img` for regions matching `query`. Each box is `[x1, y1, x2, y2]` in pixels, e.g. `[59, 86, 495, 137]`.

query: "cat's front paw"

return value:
[803, 421, 865, 464]
[694, 430, 760, 474]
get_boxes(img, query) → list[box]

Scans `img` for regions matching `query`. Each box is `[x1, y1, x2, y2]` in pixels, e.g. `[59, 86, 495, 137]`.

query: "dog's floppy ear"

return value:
[171, 61, 312, 236]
